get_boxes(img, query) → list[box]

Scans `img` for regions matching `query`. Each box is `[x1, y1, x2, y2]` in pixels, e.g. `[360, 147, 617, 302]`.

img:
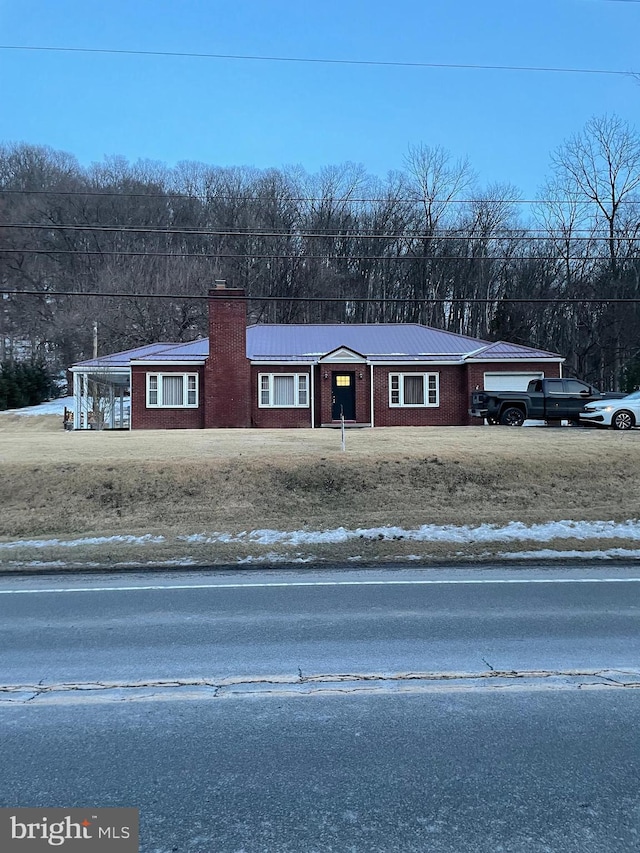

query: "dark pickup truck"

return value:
[469, 378, 625, 426]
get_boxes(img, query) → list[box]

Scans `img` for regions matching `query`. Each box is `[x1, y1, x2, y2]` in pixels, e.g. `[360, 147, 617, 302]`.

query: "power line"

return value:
[1, 288, 639, 304]
[0, 44, 635, 77]
[3, 223, 639, 241]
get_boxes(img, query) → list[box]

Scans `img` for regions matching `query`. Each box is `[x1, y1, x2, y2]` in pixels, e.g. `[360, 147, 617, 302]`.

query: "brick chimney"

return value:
[204, 283, 251, 428]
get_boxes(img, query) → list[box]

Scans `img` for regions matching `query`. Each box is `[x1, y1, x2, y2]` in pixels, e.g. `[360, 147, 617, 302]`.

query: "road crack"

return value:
[2, 668, 639, 703]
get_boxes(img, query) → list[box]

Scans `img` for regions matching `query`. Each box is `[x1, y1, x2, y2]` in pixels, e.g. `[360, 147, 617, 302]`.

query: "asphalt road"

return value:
[1, 565, 640, 686]
[1, 565, 640, 852]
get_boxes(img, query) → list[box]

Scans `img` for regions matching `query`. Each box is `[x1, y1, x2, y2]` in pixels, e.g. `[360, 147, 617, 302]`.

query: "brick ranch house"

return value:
[69, 284, 563, 430]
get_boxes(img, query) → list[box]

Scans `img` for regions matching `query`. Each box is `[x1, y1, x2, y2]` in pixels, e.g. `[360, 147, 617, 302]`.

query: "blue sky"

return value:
[0, 0, 638, 198]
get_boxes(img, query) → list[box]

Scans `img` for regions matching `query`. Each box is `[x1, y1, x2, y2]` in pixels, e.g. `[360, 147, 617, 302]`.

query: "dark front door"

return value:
[331, 372, 356, 420]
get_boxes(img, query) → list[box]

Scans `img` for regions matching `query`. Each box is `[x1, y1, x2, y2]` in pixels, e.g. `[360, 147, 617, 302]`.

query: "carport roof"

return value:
[72, 340, 208, 370]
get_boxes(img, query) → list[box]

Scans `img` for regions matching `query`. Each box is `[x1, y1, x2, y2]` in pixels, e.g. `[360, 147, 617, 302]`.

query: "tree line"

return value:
[1, 114, 639, 390]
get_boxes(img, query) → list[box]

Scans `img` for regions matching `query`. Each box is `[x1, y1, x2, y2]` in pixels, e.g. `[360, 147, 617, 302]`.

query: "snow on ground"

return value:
[0, 534, 164, 551]
[498, 548, 640, 560]
[0, 396, 131, 417]
[0, 396, 74, 416]
[176, 519, 640, 547]
[3, 520, 640, 557]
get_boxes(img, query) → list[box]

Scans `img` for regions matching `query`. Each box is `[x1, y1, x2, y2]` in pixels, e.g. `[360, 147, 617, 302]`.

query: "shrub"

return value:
[0, 360, 58, 411]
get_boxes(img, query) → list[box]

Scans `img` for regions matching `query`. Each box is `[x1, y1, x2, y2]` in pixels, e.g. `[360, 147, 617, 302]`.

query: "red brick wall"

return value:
[373, 365, 468, 427]
[313, 365, 322, 427]
[204, 287, 251, 428]
[130, 365, 205, 430]
[251, 365, 314, 428]
[370, 362, 561, 427]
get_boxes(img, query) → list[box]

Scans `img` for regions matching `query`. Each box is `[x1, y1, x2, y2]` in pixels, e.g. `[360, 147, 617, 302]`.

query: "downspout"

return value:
[310, 363, 315, 429]
[369, 362, 374, 428]
[128, 367, 132, 430]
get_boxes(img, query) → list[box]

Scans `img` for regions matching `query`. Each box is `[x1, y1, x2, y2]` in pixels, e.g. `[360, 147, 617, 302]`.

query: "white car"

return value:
[580, 390, 640, 430]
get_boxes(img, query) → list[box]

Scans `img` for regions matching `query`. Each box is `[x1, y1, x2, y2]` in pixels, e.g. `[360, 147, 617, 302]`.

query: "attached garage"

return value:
[483, 371, 544, 392]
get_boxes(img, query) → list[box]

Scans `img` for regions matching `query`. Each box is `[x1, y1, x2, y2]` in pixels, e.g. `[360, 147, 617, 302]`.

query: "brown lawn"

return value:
[1, 415, 638, 567]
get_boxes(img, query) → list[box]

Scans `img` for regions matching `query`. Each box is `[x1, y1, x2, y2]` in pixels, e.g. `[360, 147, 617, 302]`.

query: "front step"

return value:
[320, 422, 372, 429]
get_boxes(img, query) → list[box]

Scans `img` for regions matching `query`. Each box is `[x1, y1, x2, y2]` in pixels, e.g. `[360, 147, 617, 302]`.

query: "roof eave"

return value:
[465, 356, 565, 363]
[130, 360, 206, 366]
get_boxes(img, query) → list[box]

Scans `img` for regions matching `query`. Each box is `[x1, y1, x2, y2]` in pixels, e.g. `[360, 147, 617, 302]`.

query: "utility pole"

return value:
[91, 320, 99, 428]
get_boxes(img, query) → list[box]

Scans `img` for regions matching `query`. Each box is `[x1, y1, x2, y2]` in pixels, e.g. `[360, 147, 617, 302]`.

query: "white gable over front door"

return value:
[319, 346, 366, 364]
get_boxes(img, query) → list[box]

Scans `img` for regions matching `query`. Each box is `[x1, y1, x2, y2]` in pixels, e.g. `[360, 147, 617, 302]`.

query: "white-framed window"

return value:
[259, 373, 309, 408]
[389, 373, 439, 407]
[146, 373, 199, 407]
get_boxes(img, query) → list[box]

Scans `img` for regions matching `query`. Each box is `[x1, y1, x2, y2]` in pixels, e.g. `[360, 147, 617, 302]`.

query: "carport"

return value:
[69, 364, 130, 430]
[68, 345, 173, 429]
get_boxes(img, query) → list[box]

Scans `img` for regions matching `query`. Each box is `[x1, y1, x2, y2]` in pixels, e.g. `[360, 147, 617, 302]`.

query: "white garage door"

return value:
[483, 372, 544, 391]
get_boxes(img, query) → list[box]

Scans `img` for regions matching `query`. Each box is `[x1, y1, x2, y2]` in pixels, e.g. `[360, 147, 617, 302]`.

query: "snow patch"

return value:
[0, 396, 74, 416]
[235, 553, 316, 565]
[500, 548, 640, 560]
[0, 534, 164, 551]
[0, 395, 131, 418]
[3, 520, 640, 557]
[190, 519, 640, 547]
[177, 532, 238, 544]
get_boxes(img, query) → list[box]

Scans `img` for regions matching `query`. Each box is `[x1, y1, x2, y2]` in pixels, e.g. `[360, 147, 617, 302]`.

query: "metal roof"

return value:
[71, 324, 562, 369]
[131, 339, 208, 362]
[468, 341, 563, 360]
[72, 342, 179, 369]
[246, 324, 493, 361]
[245, 324, 561, 362]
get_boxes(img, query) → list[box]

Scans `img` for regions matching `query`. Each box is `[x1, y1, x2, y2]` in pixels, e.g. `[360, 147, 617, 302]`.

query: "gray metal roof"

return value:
[468, 341, 562, 360]
[72, 343, 179, 369]
[71, 324, 562, 369]
[245, 324, 561, 362]
[130, 339, 208, 361]
[246, 324, 493, 361]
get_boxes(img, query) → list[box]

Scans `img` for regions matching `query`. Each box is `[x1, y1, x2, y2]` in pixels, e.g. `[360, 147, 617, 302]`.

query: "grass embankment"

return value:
[1, 415, 639, 567]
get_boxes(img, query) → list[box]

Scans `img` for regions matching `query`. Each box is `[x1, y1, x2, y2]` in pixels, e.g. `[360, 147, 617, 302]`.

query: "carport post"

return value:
[109, 385, 115, 429]
[83, 373, 89, 428]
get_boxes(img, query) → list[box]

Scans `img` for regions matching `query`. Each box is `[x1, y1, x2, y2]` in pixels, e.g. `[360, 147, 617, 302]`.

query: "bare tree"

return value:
[552, 115, 640, 276]
[402, 144, 476, 325]
[551, 115, 640, 386]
